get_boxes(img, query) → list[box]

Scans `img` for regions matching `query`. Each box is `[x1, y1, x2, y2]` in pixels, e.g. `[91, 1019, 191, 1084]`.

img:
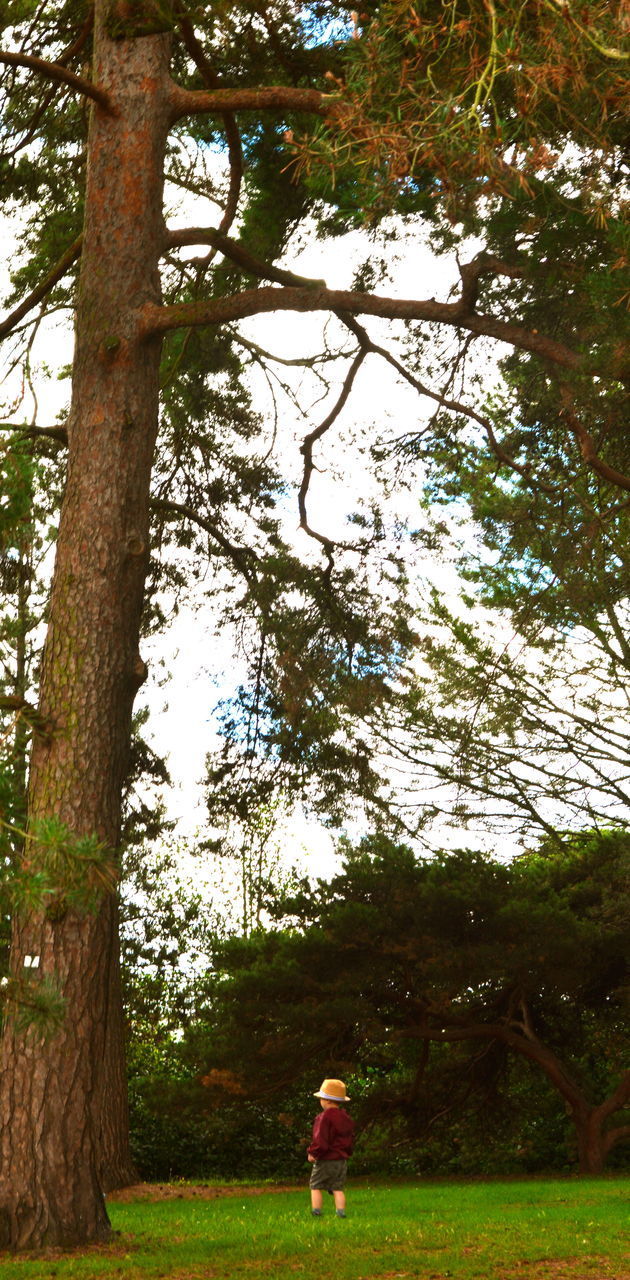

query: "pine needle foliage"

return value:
[295, 0, 629, 221]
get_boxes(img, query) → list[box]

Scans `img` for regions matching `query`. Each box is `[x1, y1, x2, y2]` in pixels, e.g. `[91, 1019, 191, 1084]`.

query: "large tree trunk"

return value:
[574, 1108, 607, 1175]
[0, 13, 170, 1249]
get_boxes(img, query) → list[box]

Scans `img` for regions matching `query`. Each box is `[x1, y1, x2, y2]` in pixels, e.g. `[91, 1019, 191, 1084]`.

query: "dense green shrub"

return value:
[128, 1053, 315, 1181]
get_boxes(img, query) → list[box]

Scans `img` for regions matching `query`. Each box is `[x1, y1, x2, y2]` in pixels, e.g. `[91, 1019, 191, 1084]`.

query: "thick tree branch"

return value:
[604, 1124, 630, 1155]
[158, 240, 625, 493]
[416, 1018, 588, 1114]
[168, 82, 333, 121]
[563, 405, 630, 493]
[0, 697, 51, 740]
[140, 286, 583, 371]
[165, 226, 325, 289]
[593, 1069, 630, 1127]
[0, 50, 114, 114]
[0, 421, 68, 446]
[0, 236, 82, 342]
[163, 236, 562, 496]
[458, 252, 525, 312]
[162, 233, 579, 395]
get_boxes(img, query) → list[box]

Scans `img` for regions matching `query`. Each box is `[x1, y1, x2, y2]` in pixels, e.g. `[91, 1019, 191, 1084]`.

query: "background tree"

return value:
[0, 0, 627, 1249]
[367, 552, 630, 842]
[0, 434, 63, 998]
[360, 168, 630, 841]
[199, 832, 629, 1175]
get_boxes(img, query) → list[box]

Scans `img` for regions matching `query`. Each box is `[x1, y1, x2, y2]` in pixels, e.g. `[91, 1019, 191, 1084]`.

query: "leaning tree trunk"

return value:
[0, 17, 171, 1249]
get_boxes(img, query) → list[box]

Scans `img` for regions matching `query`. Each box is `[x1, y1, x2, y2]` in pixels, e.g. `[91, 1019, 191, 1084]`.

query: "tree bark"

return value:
[0, 10, 170, 1249]
[574, 1107, 607, 1175]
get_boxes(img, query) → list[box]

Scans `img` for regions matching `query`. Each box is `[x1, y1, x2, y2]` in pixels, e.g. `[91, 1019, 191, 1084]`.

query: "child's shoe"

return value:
[335, 1209, 347, 1218]
[311, 1209, 322, 1217]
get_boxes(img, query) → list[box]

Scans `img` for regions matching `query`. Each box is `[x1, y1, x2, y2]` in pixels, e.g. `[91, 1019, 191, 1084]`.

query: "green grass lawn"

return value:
[1, 1177, 628, 1279]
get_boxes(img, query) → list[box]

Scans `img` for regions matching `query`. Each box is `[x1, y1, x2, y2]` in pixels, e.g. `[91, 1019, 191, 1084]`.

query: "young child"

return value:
[307, 1077, 354, 1218]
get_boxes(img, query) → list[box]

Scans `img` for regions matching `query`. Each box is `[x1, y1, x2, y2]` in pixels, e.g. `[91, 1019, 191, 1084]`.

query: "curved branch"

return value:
[164, 226, 325, 289]
[604, 1123, 630, 1156]
[417, 1019, 588, 1114]
[164, 236, 560, 496]
[340, 314, 557, 495]
[298, 349, 366, 557]
[563, 405, 630, 493]
[458, 251, 525, 312]
[150, 497, 258, 586]
[233, 333, 349, 369]
[0, 50, 115, 114]
[593, 1069, 630, 1127]
[0, 236, 82, 342]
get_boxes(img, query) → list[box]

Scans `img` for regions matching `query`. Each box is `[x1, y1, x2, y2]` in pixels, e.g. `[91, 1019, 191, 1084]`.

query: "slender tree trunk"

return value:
[0, 12, 171, 1249]
[12, 541, 31, 830]
[98, 895, 138, 1193]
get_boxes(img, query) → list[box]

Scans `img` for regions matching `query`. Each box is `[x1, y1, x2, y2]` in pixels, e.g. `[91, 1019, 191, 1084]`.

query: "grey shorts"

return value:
[309, 1159, 348, 1192]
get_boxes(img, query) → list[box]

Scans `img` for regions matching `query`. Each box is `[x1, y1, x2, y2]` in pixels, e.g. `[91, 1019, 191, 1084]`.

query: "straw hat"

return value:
[313, 1078, 350, 1102]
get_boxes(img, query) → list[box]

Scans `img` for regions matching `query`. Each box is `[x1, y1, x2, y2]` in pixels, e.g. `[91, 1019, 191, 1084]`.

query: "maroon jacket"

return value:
[308, 1106, 355, 1161]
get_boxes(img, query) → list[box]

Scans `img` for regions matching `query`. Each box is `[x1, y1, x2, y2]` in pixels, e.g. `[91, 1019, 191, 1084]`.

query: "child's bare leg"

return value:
[333, 1190, 346, 1213]
[311, 1189, 323, 1212]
